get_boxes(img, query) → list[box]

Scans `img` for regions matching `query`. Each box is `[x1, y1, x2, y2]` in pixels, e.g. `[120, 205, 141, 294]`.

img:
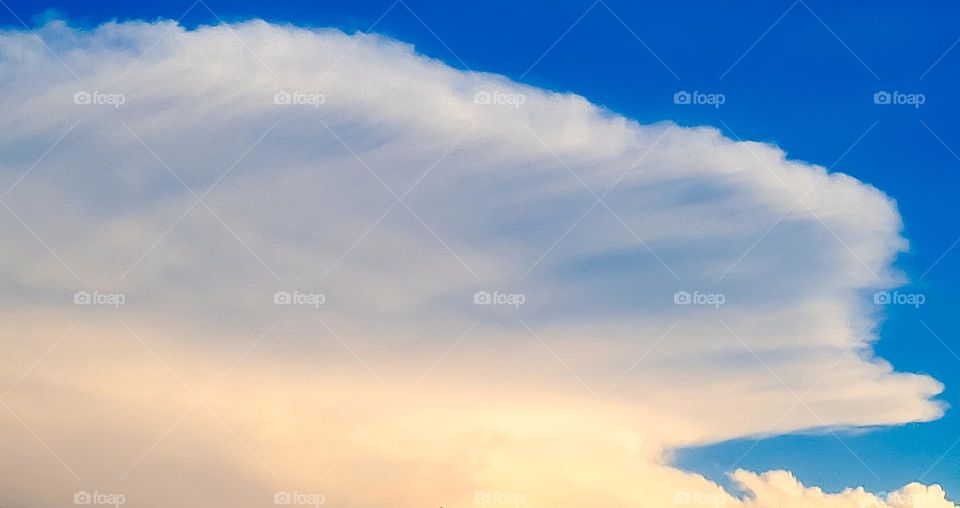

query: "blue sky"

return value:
[2, 0, 958, 500]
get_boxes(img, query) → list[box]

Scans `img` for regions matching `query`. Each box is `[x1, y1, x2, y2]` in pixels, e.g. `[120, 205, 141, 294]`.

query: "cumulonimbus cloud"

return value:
[0, 19, 952, 507]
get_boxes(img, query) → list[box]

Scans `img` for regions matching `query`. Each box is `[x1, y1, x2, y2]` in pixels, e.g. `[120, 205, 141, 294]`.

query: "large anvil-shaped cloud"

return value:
[0, 20, 950, 508]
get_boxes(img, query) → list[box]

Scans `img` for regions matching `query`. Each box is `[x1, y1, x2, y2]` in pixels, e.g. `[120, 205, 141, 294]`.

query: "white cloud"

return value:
[0, 19, 952, 507]
[734, 470, 957, 507]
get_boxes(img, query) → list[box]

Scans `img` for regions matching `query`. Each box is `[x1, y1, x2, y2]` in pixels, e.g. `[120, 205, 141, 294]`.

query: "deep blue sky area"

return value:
[2, 0, 958, 497]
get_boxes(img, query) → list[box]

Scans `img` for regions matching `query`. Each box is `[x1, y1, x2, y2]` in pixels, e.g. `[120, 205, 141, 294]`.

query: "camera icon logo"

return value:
[273, 491, 292, 504]
[873, 91, 891, 105]
[473, 90, 492, 105]
[673, 91, 692, 105]
[274, 91, 292, 105]
[74, 491, 93, 504]
[473, 290, 492, 305]
[273, 291, 292, 305]
[873, 291, 891, 304]
[673, 491, 693, 505]
[673, 291, 692, 304]
[74, 290, 92, 305]
[74, 91, 92, 105]
[474, 491, 492, 504]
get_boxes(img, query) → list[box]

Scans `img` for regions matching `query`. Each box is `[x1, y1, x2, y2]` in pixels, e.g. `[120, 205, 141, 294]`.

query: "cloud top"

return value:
[0, 19, 950, 507]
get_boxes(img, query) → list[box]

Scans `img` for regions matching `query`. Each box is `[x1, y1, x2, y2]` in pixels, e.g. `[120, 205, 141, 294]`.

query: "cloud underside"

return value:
[0, 20, 952, 507]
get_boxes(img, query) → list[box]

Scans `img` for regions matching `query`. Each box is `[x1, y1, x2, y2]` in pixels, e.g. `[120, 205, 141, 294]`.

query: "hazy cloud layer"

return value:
[0, 20, 952, 507]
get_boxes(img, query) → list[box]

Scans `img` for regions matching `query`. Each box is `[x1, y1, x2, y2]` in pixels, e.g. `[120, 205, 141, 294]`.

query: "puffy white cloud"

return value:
[0, 19, 952, 507]
[734, 470, 957, 508]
